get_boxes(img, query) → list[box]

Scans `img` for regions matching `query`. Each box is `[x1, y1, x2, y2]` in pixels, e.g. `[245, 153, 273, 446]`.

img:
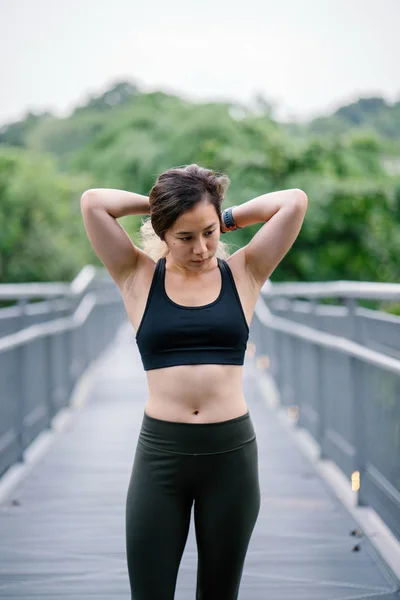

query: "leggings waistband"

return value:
[138, 411, 256, 455]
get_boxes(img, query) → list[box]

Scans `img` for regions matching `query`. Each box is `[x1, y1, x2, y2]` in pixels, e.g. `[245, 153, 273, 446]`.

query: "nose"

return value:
[193, 237, 208, 256]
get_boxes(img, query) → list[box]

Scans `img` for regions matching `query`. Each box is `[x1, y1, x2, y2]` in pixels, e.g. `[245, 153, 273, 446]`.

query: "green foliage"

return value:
[284, 96, 400, 154]
[0, 111, 51, 148]
[73, 81, 140, 114]
[384, 303, 400, 316]
[281, 176, 399, 282]
[0, 147, 94, 282]
[0, 81, 399, 290]
[25, 113, 105, 169]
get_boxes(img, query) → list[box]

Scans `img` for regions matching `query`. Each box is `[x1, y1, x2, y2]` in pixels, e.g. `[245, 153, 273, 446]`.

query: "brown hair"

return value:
[138, 164, 231, 260]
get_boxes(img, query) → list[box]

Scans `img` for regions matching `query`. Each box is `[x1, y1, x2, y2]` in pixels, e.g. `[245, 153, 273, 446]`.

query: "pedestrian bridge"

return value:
[0, 267, 399, 599]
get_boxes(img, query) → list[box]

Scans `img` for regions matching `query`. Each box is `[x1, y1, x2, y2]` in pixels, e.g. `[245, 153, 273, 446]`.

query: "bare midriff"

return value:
[144, 363, 248, 423]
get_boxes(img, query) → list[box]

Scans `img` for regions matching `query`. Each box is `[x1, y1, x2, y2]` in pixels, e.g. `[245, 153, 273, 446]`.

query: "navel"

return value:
[192, 410, 199, 415]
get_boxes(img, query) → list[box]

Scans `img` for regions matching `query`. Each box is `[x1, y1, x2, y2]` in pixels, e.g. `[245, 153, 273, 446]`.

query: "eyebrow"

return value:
[175, 222, 217, 235]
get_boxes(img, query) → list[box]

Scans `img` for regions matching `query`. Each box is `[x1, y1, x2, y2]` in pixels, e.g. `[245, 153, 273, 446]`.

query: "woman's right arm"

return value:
[80, 188, 150, 289]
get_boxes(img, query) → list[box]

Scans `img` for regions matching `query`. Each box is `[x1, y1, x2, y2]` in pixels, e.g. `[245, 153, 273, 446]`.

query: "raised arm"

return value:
[80, 188, 150, 289]
[228, 189, 308, 287]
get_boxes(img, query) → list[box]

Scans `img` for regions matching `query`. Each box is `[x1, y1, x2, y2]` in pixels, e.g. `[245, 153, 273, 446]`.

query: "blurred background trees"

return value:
[0, 80, 399, 296]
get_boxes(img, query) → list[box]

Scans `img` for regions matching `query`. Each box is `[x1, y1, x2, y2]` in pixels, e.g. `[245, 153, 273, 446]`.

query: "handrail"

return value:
[69, 265, 98, 296]
[0, 282, 70, 300]
[0, 267, 125, 479]
[261, 280, 400, 301]
[3, 270, 399, 302]
[255, 295, 400, 376]
[0, 293, 100, 353]
[0, 265, 106, 300]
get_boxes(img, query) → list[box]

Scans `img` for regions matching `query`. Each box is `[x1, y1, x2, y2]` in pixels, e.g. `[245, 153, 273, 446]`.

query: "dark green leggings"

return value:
[125, 410, 260, 599]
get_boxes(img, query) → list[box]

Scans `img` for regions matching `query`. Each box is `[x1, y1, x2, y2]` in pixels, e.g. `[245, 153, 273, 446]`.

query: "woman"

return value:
[80, 164, 307, 599]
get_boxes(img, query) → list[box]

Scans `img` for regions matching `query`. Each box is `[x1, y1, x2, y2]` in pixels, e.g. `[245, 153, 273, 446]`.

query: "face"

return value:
[164, 201, 221, 270]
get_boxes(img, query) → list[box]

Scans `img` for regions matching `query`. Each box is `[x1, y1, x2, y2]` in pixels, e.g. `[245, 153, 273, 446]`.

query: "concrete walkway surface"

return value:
[0, 322, 399, 599]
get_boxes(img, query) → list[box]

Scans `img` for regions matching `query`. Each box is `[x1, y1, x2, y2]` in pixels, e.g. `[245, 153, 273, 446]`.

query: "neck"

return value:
[165, 256, 218, 276]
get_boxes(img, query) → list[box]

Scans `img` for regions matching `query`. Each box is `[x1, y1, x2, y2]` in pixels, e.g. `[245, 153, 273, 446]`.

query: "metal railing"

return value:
[250, 280, 400, 542]
[0, 267, 126, 478]
[2, 269, 399, 542]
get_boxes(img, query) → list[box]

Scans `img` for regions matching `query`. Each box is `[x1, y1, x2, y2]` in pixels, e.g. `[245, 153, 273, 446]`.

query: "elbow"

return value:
[293, 188, 308, 211]
[80, 189, 97, 208]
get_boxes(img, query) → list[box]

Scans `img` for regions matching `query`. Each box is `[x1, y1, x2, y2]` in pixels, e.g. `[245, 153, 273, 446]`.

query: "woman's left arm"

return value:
[227, 189, 308, 286]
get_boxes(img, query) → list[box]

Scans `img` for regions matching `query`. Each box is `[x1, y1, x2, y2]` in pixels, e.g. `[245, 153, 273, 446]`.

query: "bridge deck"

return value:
[0, 323, 399, 599]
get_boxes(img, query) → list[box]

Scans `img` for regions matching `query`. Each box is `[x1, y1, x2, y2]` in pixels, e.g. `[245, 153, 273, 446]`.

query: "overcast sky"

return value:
[0, 0, 399, 126]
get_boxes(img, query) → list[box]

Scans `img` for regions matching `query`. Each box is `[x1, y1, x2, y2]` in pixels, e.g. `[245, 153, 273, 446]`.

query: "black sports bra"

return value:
[135, 256, 249, 371]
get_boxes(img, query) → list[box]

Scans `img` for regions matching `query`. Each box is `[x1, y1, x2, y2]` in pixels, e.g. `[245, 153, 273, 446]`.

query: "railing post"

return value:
[314, 343, 326, 459]
[17, 297, 28, 331]
[15, 343, 25, 462]
[291, 335, 300, 425]
[309, 297, 318, 329]
[345, 298, 361, 343]
[350, 355, 367, 506]
[45, 333, 55, 427]
[64, 296, 75, 402]
[345, 297, 367, 505]
[43, 297, 55, 426]
[16, 298, 28, 462]
[15, 298, 28, 461]
[272, 328, 282, 396]
[308, 297, 326, 457]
